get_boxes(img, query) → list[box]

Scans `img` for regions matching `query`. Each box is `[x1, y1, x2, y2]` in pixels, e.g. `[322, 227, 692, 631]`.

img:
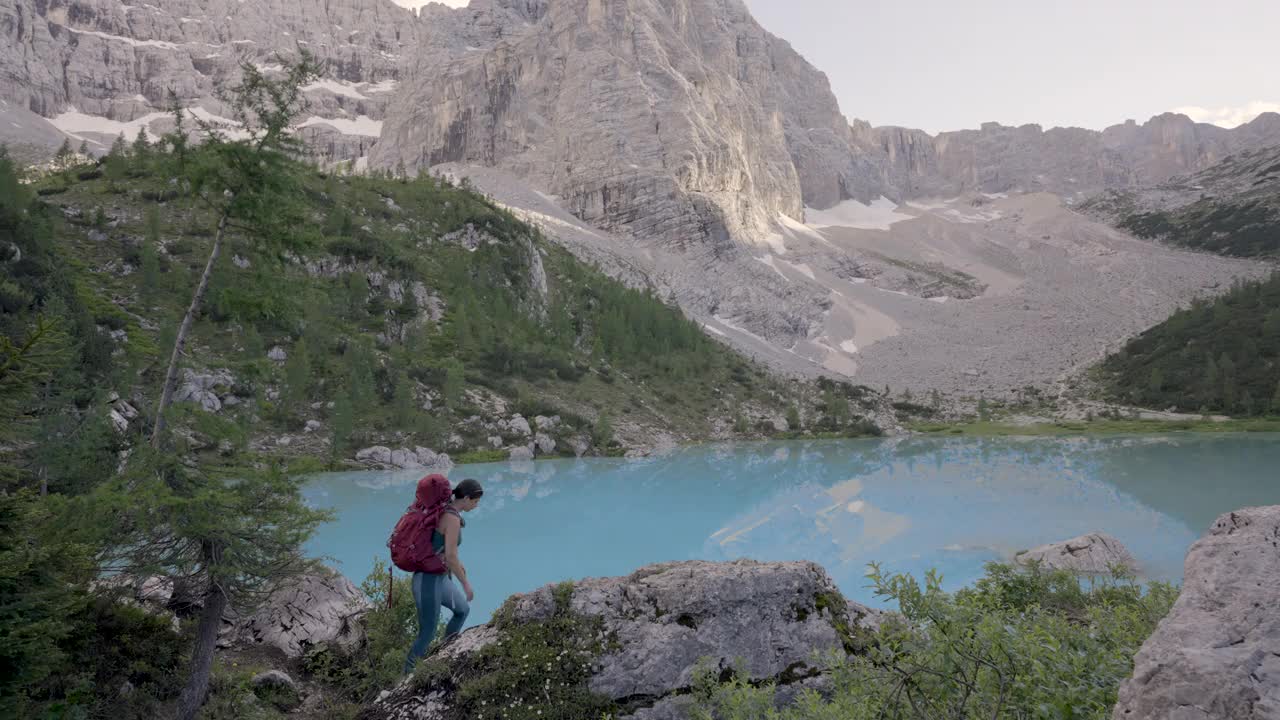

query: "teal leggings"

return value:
[404, 572, 469, 673]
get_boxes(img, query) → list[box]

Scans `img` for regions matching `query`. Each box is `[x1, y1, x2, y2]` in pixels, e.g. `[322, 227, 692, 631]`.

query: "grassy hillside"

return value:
[2, 142, 887, 483]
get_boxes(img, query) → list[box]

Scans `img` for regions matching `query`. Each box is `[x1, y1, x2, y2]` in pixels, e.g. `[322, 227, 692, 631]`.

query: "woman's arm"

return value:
[440, 514, 471, 596]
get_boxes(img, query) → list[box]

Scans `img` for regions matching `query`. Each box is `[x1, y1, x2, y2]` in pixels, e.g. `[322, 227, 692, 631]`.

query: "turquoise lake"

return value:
[303, 434, 1280, 626]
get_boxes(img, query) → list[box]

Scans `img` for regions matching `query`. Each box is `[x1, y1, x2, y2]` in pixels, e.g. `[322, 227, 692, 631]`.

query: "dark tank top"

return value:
[431, 506, 463, 574]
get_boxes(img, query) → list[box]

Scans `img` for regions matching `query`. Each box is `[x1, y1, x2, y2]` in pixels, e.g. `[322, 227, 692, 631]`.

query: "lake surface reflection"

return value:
[304, 434, 1280, 625]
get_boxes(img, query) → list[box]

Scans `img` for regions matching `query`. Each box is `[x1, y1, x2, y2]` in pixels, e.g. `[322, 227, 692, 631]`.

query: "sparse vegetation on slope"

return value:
[3, 134, 883, 477]
[1083, 145, 1280, 258]
[1086, 145, 1280, 416]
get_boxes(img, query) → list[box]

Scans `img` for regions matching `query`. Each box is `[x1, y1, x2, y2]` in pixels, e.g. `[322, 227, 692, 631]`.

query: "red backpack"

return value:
[388, 474, 452, 574]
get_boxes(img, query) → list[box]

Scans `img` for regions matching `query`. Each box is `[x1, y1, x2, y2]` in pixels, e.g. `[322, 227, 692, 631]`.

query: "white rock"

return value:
[487, 435, 503, 449]
[508, 446, 534, 462]
[507, 414, 532, 437]
[355, 446, 394, 466]
[1016, 532, 1138, 574]
[305, 420, 322, 433]
[390, 448, 420, 469]
[413, 447, 452, 469]
[533, 432, 556, 456]
[223, 572, 369, 658]
[268, 346, 288, 362]
[173, 369, 233, 413]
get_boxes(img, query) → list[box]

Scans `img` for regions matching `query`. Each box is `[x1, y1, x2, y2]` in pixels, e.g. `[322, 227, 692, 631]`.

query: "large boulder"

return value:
[366, 560, 877, 720]
[1113, 506, 1280, 720]
[507, 414, 532, 437]
[222, 572, 369, 658]
[1016, 532, 1139, 574]
[533, 432, 557, 456]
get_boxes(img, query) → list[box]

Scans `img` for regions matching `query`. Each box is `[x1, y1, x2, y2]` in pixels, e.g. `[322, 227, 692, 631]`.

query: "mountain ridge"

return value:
[3, 0, 1276, 395]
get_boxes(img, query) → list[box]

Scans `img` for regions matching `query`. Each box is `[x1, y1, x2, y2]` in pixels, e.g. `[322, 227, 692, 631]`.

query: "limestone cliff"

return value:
[0, 0, 417, 158]
[371, 0, 894, 251]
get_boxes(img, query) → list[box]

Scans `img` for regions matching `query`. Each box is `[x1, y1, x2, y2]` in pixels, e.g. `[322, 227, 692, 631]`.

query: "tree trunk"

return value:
[151, 212, 228, 447]
[174, 543, 227, 720]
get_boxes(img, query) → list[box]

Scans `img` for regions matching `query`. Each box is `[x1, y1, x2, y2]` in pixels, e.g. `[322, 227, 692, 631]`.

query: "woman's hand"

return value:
[463, 582, 475, 602]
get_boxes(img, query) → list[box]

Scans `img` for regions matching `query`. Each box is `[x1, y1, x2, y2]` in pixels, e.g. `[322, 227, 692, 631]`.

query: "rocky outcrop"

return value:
[1113, 506, 1280, 720]
[367, 559, 878, 720]
[1016, 532, 1139, 575]
[355, 445, 453, 471]
[173, 368, 236, 413]
[222, 571, 369, 658]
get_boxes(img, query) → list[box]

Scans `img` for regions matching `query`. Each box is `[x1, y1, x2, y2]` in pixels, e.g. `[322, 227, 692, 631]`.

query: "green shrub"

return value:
[412, 581, 617, 720]
[693, 563, 1177, 720]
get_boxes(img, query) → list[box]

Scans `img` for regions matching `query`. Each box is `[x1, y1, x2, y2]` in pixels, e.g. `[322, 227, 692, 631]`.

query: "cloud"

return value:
[391, 0, 469, 8]
[1173, 101, 1280, 128]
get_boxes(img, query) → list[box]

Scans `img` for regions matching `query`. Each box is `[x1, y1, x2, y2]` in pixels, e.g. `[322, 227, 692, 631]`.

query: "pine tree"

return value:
[1203, 355, 1220, 405]
[139, 207, 162, 302]
[1265, 309, 1280, 338]
[977, 395, 991, 422]
[1148, 367, 1164, 394]
[54, 138, 73, 169]
[91, 452, 328, 720]
[284, 338, 311, 412]
[393, 367, 417, 425]
[330, 389, 355, 465]
[441, 358, 464, 408]
[166, 91, 189, 171]
[133, 53, 324, 720]
[139, 242, 160, 302]
[591, 413, 614, 448]
[1271, 379, 1280, 415]
[346, 271, 370, 318]
[242, 325, 264, 362]
[930, 389, 942, 409]
[1219, 353, 1237, 410]
[77, 139, 90, 157]
[131, 126, 151, 169]
[103, 135, 129, 190]
[785, 405, 801, 432]
[347, 339, 377, 415]
[824, 388, 850, 428]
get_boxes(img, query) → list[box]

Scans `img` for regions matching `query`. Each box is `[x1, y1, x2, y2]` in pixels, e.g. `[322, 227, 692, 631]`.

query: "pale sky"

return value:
[397, 0, 1279, 134]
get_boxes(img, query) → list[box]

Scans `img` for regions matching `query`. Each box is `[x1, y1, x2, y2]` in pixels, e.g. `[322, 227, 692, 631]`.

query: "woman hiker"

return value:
[403, 477, 484, 673]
